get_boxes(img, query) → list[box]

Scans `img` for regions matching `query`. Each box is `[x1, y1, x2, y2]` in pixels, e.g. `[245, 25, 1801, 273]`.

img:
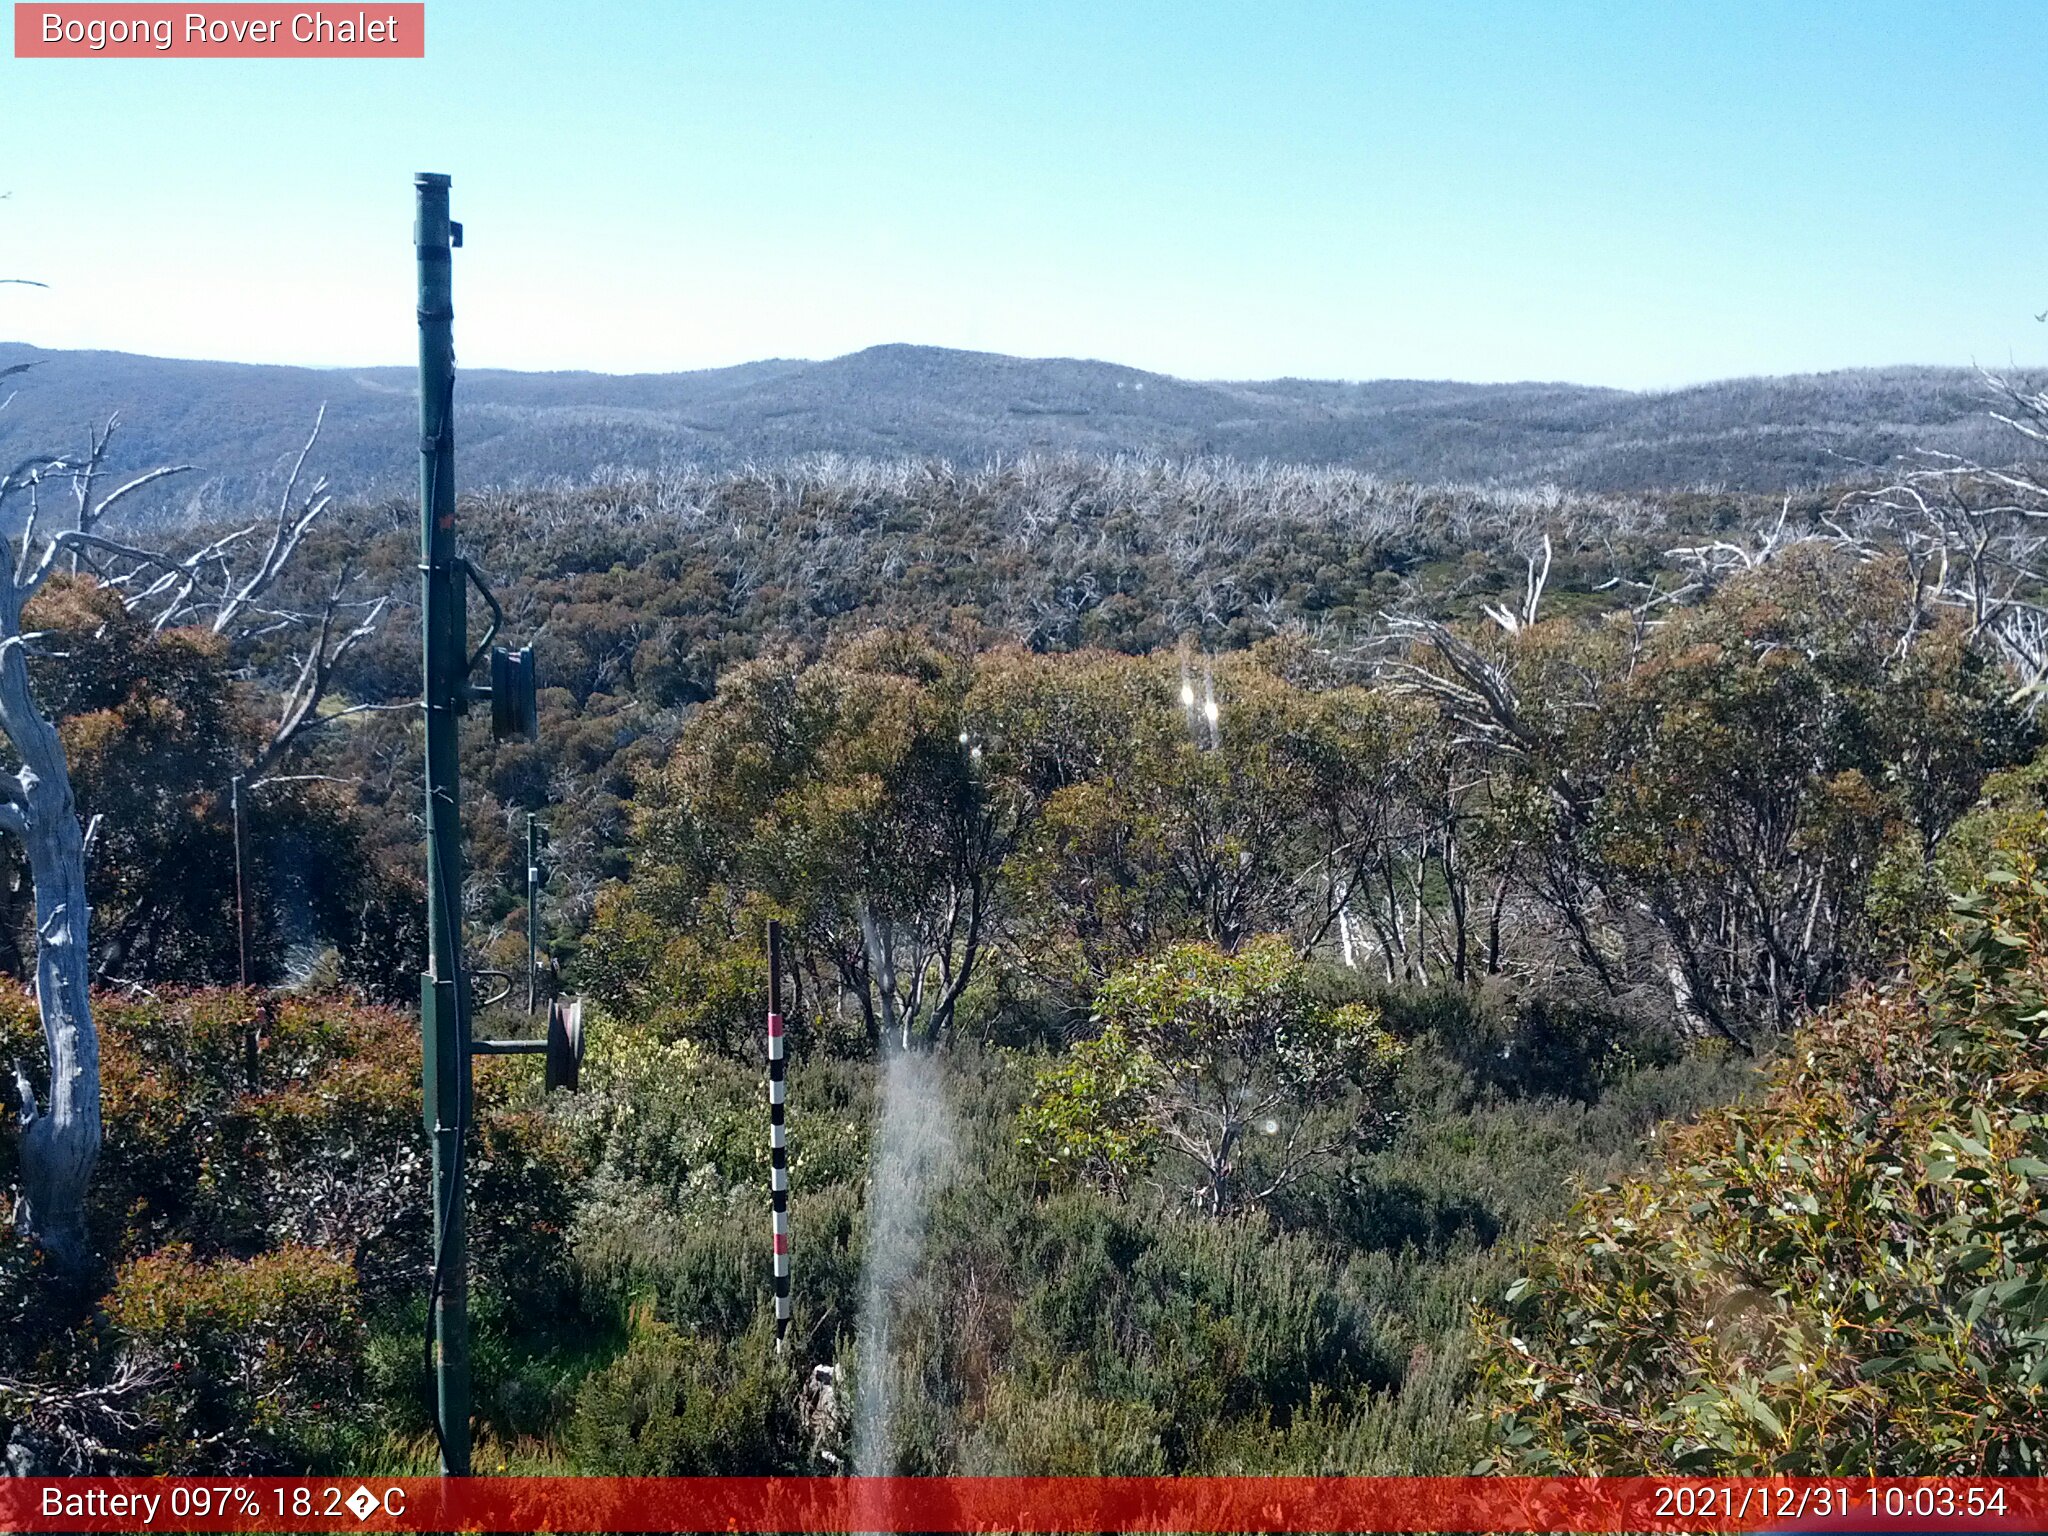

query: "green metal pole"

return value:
[416, 170, 471, 1479]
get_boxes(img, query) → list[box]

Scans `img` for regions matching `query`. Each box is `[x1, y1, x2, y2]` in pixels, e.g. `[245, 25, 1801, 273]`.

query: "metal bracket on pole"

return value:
[474, 999, 581, 1089]
[490, 645, 539, 741]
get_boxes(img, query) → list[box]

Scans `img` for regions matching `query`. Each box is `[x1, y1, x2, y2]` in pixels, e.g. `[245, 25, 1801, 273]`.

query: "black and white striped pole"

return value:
[767, 919, 792, 1351]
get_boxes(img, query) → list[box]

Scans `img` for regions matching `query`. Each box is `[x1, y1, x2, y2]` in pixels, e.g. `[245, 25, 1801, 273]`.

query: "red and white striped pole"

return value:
[767, 919, 792, 1352]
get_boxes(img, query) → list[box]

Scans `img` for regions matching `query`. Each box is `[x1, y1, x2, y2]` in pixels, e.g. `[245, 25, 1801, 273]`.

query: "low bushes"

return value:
[0, 988, 586, 1472]
[568, 1315, 801, 1475]
[105, 1244, 362, 1469]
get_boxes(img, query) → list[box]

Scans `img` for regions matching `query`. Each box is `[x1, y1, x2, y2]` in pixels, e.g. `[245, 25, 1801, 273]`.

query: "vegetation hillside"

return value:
[0, 342, 2033, 512]
[2, 377, 2047, 1474]
[9, 456, 1810, 999]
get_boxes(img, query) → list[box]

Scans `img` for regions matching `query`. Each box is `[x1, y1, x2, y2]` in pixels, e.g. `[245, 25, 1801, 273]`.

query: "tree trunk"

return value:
[1, 633, 99, 1273]
[1443, 831, 1469, 985]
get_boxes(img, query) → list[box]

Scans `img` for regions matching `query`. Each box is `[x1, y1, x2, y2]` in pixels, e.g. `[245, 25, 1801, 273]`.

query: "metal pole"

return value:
[526, 813, 538, 1015]
[230, 774, 248, 987]
[767, 919, 791, 1351]
[416, 170, 471, 1479]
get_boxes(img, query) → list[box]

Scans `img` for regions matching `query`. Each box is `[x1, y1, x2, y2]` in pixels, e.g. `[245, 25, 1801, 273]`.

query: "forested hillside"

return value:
[4, 380, 2048, 1474]
[0, 342, 2032, 510]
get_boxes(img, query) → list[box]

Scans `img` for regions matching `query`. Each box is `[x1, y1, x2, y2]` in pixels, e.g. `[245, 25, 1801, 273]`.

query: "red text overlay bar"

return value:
[14, 5, 423, 57]
[5, 1477, 2047, 1533]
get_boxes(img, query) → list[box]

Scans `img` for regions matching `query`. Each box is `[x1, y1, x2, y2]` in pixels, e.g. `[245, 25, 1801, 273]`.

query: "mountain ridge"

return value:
[0, 340, 2032, 519]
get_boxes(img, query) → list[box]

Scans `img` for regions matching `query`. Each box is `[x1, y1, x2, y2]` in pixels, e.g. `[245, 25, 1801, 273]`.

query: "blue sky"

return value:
[4, 1, 2044, 387]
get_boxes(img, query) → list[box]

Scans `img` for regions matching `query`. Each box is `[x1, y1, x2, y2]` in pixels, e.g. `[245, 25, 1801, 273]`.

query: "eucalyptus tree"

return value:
[590, 630, 1029, 1052]
[1384, 551, 2028, 1047]
[1018, 937, 1402, 1216]
[988, 645, 1418, 991]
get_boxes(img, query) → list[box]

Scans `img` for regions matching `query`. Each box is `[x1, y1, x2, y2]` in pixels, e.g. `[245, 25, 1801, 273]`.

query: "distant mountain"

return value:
[0, 341, 2031, 521]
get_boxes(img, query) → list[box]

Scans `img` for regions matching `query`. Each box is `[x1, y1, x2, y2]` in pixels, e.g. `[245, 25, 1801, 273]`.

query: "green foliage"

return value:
[104, 1243, 363, 1470]
[568, 1024, 865, 1225]
[1022, 938, 1402, 1215]
[27, 580, 240, 981]
[465, 1087, 584, 1317]
[32, 990, 427, 1276]
[802, 1038, 1746, 1478]
[564, 1021, 868, 1352]
[585, 634, 1020, 1051]
[0, 988, 586, 1472]
[988, 646, 1417, 988]
[568, 1315, 801, 1474]
[1561, 554, 2030, 1040]
[1476, 824, 2048, 1473]
[12, 443, 2035, 1479]
[1016, 1026, 1161, 1196]
[589, 549, 2028, 1081]
[1419, 986, 1682, 1106]
[1004, 1196, 1398, 1455]
[0, 577, 418, 995]
[960, 1375, 1170, 1474]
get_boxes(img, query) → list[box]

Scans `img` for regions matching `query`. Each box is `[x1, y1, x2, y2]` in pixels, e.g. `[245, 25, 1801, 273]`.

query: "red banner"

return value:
[13, 5, 423, 58]
[3, 1476, 2046, 1533]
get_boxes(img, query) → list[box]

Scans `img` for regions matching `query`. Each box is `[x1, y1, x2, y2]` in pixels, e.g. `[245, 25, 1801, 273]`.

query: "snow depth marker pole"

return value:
[768, 918, 792, 1351]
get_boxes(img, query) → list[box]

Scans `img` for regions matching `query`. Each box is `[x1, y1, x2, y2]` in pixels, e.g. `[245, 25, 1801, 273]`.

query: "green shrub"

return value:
[1019, 938, 1402, 1216]
[1476, 825, 2048, 1473]
[959, 1377, 1167, 1474]
[105, 1243, 363, 1470]
[0, 988, 589, 1471]
[2, 989, 427, 1272]
[465, 1090, 584, 1316]
[568, 1316, 800, 1474]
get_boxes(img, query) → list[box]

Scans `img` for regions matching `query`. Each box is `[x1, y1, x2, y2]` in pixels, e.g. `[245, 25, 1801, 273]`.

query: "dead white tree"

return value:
[1837, 371, 2048, 702]
[1480, 532, 1552, 634]
[0, 427, 189, 1268]
[1664, 496, 1801, 579]
[62, 407, 395, 783]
